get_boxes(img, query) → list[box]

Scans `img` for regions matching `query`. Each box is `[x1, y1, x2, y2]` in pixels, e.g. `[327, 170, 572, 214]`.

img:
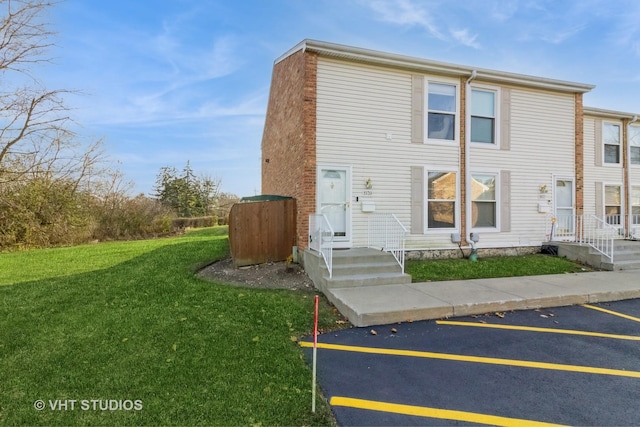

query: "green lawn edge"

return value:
[0, 227, 341, 426]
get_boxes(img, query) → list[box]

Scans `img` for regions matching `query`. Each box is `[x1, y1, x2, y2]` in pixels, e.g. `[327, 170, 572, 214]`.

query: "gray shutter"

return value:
[411, 166, 424, 234]
[411, 75, 424, 144]
[500, 170, 511, 232]
[595, 119, 603, 166]
[595, 181, 604, 218]
[500, 88, 511, 151]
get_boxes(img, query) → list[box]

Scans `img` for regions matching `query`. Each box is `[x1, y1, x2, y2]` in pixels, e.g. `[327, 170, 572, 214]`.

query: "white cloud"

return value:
[366, 0, 446, 40]
[608, 2, 640, 56]
[450, 28, 480, 49]
[488, 0, 519, 22]
[539, 24, 586, 44]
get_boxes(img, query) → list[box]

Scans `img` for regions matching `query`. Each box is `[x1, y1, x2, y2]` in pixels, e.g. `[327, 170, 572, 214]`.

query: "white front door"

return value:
[554, 177, 575, 237]
[317, 165, 351, 245]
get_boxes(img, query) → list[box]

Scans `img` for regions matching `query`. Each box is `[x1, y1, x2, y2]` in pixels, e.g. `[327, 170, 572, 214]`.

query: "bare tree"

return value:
[0, 0, 99, 187]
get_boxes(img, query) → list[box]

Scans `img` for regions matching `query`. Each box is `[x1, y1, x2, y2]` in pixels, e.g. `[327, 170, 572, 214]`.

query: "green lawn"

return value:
[0, 227, 341, 426]
[406, 254, 588, 282]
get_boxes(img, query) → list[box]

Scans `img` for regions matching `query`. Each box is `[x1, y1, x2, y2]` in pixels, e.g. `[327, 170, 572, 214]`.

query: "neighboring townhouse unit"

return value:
[261, 40, 638, 274]
[581, 107, 640, 239]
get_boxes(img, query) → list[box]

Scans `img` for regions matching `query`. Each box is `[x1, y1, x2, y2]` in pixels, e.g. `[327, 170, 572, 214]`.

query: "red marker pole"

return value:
[312, 295, 319, 413]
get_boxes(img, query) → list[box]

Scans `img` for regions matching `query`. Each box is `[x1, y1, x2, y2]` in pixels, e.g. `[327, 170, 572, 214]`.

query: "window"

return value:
[632, 186, 640, 225]
[471, 89, 496, 144]
[471, 174, 497, 228]
[427, 83, 456, 141]
[427, 171, 457, 229]
[604, 123, 621, 164]
[630, 126, 640, 165]
[605, 185, 622, 225]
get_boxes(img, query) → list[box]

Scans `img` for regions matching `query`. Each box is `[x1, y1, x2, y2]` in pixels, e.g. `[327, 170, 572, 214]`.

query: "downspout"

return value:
[626, 115, 638, 236]
[464, 70, 477, 250]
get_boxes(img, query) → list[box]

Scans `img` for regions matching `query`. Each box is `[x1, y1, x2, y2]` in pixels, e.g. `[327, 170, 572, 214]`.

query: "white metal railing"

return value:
[631, 214, 640, 239]
[368, 213, 407, 272]
[548, 214, 618, 262]
[308, 214, 334, 278]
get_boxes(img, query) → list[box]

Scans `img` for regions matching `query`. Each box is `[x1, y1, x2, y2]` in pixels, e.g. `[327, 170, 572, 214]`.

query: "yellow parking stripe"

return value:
[436, 320, 640, 341]
[583, 304, 640, 323]
[299, 341, 640, 378]
[330, 396, 567, 427]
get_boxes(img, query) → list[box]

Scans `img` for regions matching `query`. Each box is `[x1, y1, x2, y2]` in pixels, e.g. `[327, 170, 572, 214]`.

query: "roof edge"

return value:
[276, 39, 595, 94]
[584, 106, 639, 120]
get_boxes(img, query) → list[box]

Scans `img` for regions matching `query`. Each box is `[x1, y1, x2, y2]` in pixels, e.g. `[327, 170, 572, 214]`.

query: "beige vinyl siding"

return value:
[583, 116, 626, 217]
[632, 123, 640, 182]
[316, 58, 459, 248]
[315, 57, 579, 250]
[469, 87, 576, 248]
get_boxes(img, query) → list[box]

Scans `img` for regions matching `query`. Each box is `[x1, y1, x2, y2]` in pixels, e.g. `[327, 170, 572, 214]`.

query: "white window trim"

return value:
[553, 175, 576, 233]
[469, 84, 501, 149]
[602, 182, 624, 228]
[631, 184, 640, 225]
[424, 166, 460, 233]
[628, 125, 640, 168]
[470, 170, 500, 233]
[602, 121, 622, 167]
[424, 79, 460, 146]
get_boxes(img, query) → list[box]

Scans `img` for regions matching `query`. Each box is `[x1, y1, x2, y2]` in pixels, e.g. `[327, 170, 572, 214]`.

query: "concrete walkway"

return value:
[328, 269, 640, 327]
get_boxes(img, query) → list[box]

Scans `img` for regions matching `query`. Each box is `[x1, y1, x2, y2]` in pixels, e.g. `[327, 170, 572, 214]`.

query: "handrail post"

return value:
[367, 213, 407, 273]
[308, 214, 334, 278]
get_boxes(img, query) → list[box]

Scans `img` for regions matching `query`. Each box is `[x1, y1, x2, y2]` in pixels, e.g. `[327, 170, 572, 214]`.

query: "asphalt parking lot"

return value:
[302, 299, 640, 426]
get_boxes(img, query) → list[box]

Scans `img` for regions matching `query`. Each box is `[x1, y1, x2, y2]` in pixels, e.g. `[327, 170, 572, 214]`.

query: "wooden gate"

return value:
[228, 197, 296, 267]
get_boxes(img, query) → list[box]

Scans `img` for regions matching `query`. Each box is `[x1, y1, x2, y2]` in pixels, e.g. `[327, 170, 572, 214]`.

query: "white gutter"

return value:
[627, 115, 638, 236]
[285, 39, 595, 93]
[584, 106, 640, 120]
[465, 70, 477, 244]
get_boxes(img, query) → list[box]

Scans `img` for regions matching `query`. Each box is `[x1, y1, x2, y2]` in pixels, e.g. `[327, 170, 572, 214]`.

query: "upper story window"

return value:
[471, 89, 496, 144]
[603, 122, 621, 164]
[427, 83, 456, 141]
[630, 125, 640, 165]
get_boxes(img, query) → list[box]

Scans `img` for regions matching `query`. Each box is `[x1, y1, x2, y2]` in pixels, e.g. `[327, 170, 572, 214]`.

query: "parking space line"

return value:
[582, 304, 640, 323]
[299, 341, 640, 378]
[330, 396, 567, 427]
[436, 320, 640, 341]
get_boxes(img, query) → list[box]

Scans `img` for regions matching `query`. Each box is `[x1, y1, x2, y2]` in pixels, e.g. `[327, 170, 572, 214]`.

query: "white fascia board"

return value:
[584, 106, 639, 120]
[302, 40, 595, 93]
[286, 39, 596, 94]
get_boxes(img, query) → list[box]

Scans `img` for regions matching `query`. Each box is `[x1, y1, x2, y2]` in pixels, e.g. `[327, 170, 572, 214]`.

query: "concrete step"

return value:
[602, 260, 640, 271]
[325, 271, 412, 288]
[613, 250, 640, 262]
[331, 248, 397, 265]
[332, 261, 402, 276]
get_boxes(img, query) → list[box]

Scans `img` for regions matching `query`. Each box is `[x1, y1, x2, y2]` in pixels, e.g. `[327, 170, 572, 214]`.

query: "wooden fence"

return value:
[228, 198, 297, 267]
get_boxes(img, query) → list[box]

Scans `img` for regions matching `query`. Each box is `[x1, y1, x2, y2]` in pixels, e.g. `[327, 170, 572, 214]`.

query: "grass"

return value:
[406, 254, 588, 282]
[0, 227, 342, 426]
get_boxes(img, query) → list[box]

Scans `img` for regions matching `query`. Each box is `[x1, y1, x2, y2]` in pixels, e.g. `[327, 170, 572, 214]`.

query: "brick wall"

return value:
[574, 93, 584, 215]
[261, 49, 317, 250]
[459, 76, 468, 245]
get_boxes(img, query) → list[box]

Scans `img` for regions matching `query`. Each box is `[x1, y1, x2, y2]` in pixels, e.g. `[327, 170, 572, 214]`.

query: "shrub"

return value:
[0, 178, 93, 250]
[172, 216, 217, 230]
[90, 194, 177, 241]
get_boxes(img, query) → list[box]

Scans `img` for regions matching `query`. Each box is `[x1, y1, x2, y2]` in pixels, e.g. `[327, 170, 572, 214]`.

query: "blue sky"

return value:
[44, 0, 640, 197]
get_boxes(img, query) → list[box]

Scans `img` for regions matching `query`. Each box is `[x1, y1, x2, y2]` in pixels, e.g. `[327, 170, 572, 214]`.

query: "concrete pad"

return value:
[408, 281, 525, 317]
[328, 284, 453, 327]
[477, 276, 589, 309]
[322, 269, 640, 327]
[527, 271, 615, 289]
